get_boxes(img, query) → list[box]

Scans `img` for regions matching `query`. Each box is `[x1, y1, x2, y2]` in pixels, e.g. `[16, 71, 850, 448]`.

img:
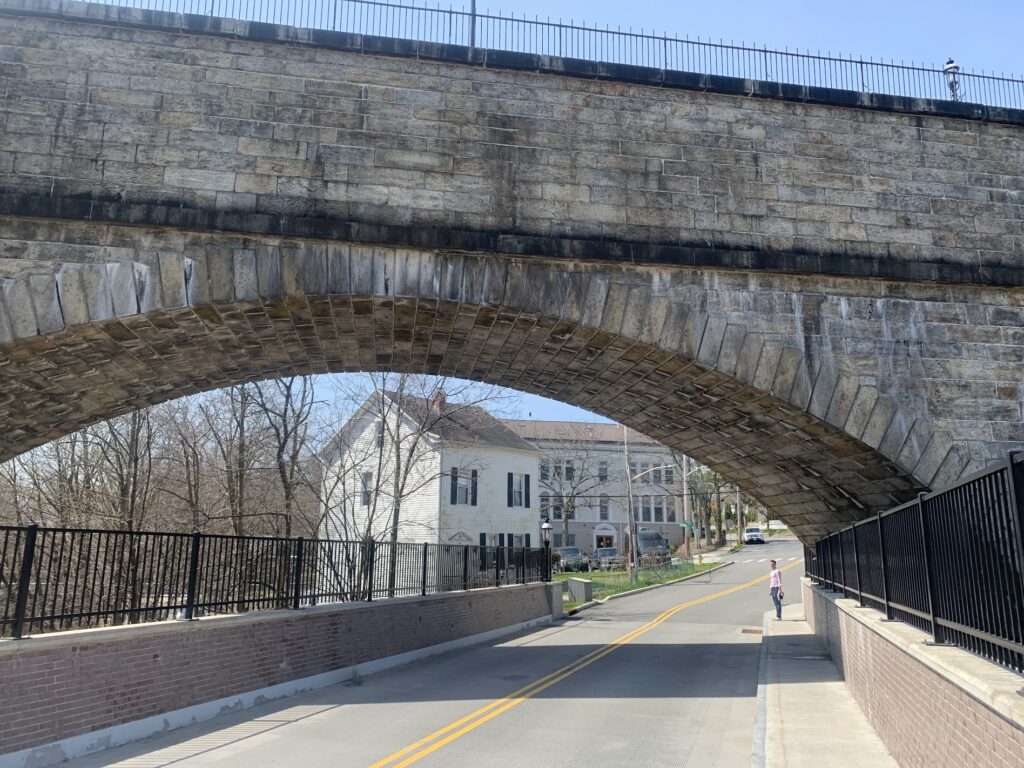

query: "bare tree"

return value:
[251, 377, 316, 539]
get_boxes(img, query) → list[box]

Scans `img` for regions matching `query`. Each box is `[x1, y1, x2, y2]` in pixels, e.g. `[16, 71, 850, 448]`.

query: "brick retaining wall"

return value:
[803, 579, 1024, 768]
[0, 583, 557, 760]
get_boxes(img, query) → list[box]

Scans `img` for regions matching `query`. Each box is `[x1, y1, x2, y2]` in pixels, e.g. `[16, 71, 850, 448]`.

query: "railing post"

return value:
[421, 542, 429, 597]
[180, 530, 201, 621]
[877, 514, 893, 620]
[292, 536, 305, 610]
[468, 0, 476, 53]
[1004, 451, 1024, 610]
[462, 545, 469, 590]
[366, 539, 376, 602]
[11, 524, 38, 640]
[853, 524, 863, 607]
[494, 546, 500, 586]
[917, 491, 944, 644]
[838, 531, 847, 596]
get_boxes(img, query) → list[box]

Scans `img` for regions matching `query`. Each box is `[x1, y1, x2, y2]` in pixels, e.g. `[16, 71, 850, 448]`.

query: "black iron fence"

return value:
[0, 525, 548, 638]
[84, 0, 1024, 110]
[806, 452, 1024, 675]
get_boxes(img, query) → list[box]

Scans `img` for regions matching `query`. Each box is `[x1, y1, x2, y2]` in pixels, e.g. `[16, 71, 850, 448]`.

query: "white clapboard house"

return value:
[323, 390, 539, 551]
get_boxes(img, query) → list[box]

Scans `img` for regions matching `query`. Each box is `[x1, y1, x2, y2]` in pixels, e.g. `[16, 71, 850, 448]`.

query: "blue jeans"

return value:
[770, 586, 782, 618]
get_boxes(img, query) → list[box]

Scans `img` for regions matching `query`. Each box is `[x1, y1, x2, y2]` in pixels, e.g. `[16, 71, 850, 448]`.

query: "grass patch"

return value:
[557, 561, 718, 609]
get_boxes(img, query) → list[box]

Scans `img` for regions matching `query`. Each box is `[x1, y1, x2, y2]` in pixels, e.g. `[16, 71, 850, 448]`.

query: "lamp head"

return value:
[540, 519, 553, 544]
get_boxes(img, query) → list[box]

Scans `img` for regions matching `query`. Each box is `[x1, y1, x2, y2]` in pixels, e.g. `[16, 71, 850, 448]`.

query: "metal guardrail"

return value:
[82, 0, 1024, 111]
[0, 525, 548, 638]
[806, 452, 1024, 676]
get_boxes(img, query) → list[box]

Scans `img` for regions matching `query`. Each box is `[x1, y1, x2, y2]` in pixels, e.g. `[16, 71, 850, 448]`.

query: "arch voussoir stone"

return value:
[0, 217, 1021, 541]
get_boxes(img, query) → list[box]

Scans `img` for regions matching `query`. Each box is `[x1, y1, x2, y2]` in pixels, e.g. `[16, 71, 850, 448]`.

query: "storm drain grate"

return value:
[741, 628, 763, 635]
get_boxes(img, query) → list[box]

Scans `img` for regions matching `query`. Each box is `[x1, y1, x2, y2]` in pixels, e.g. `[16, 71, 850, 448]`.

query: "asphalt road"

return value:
[68, 538, 805, 768]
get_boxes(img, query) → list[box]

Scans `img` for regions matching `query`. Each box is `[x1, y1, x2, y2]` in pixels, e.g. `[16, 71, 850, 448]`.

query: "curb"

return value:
[751, 609, 772, 768]
[565, 561, 733, 616]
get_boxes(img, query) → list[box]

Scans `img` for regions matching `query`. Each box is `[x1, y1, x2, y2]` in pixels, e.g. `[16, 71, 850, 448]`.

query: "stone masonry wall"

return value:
[0, 583, 554, 758]
[0, 0, 1022, 284]
[803, 580, 1024, 768]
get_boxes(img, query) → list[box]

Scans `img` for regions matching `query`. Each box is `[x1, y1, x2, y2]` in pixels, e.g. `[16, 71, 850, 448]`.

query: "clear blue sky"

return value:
[473, 0, 1020, 77]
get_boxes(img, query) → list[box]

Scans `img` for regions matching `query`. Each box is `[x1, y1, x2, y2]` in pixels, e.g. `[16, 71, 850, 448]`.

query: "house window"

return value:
[506, 472, 530, 508]
[632, 496, 640, 520]
[598, 461, 608, 482]
[540, 460, 550, 482]
[599, 494, 609, 521]
[653, 496, 664, 522]
[374, 421, 384, 449]
[554, 534, 575, 548]
[652, 467, 663, 484]
[552, 497, 563, 520]
[552, 461, 562, 481]
[629, 461, 637, 478]
[451, 468, 478, 506]
[664, 467, 674, 484]
[666, 496, 677, 522]
[361, 472, 373, 506]
[512, 474, 524, 506]
[540, 492, 550, 517]
[564, 459, 575, 481]
[641, 496, 652, 522]
[641, 463, 651, 483]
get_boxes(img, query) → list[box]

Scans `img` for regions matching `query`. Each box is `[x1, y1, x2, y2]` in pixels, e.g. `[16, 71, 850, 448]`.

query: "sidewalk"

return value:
[760, 605, 897, 768]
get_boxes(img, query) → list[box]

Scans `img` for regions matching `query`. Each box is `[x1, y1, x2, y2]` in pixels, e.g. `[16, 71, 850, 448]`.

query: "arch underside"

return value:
[0, 284, 923, 544]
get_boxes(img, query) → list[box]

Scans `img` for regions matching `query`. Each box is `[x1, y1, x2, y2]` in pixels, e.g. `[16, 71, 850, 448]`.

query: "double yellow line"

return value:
[370, 560, 802, 768]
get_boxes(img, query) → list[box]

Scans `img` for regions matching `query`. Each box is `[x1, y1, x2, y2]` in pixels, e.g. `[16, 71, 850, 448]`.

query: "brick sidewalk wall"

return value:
[0, 583, 555, 757]
[803, 579, 1024, 768]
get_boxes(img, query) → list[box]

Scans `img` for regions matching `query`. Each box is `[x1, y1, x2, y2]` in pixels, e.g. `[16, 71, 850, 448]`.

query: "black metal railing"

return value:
[82, 0, 1024, 111]
[806, 452, 1024, 675]
[0, 525, 549, 638]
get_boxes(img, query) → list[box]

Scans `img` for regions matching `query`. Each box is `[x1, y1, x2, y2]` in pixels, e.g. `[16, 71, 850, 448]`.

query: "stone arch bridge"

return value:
[0, 0, 1022, 542]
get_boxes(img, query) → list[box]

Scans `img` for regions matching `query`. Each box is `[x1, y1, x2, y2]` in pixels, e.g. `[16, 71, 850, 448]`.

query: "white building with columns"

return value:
[500, 421, 693, 555]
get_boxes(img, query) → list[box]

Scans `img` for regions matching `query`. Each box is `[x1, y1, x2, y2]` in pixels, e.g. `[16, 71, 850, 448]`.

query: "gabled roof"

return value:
[387, 392, 538, 452]
[500, 420, 659, 446]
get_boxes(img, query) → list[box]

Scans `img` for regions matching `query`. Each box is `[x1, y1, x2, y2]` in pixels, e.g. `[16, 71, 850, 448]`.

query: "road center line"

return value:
[370, 560, 803, 768]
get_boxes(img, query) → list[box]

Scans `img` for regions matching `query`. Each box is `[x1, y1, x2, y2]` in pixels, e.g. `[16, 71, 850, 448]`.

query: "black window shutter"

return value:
[507, 472, 513, 507]
[451, 467, 459, 505]
[498, 533, 505, 547]
[479, 532, 486, 547]
[471, 470, 478, 506]
[524, 474, 531, 509]
[524, 533, 531, 548]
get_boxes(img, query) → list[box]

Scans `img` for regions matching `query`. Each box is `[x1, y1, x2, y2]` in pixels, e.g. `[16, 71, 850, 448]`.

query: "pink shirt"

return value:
[770, 568, 782, 588]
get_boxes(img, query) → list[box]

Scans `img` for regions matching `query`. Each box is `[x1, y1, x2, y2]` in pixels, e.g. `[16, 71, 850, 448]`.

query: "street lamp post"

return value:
[540, 519, 553, 582]
[944, 58, 961, 101]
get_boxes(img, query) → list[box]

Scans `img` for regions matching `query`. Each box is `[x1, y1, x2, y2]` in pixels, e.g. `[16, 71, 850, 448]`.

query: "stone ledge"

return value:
[2, 0, 1022, 126]
[3, 194, 1020, 288]
[805, 579, 1024, 731]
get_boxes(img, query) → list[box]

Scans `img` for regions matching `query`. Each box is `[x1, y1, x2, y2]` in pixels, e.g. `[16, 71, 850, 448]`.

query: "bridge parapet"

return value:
[0, 0, 1023, 286]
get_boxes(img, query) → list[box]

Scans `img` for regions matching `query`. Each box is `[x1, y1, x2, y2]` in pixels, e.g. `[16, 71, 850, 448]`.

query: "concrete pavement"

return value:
[761, 604, 896, 768]
[59, 539, 888, 768]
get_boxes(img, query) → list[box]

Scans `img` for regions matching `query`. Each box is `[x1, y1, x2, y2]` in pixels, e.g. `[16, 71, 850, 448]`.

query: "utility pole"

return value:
[623, 425, 639, 581]
[681, 454, 692, 552]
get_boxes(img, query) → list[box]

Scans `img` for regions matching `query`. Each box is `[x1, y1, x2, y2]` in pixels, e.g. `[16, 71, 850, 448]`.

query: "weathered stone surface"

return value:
[0, 6, 1022, 286]
[0, 6, 1022, 543]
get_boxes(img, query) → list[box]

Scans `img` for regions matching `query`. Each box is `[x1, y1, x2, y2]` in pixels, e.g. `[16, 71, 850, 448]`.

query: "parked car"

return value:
[635, 529, 670, 564]
[743, 526, 765, 544]
[591, 547, 624, 570]
[556, 546, 590, 572]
